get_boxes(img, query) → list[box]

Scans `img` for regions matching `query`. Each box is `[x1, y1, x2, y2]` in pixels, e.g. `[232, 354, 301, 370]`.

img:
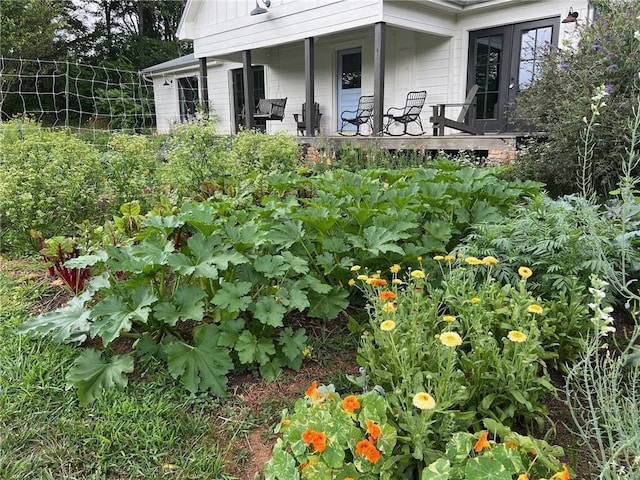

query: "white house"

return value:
[144, 0, 592, 136]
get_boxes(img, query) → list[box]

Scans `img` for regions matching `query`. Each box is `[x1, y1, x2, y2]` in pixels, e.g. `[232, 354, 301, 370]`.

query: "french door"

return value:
[231, 66, 265, 132]
[468, 17, 559, 133]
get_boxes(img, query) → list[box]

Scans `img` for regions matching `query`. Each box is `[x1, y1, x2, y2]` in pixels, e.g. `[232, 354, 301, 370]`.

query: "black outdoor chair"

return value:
[382, 90, 427, 136]
[339, 95, 374, 136]
[293, 102, 322, 135]
[430, 84, 482, 135]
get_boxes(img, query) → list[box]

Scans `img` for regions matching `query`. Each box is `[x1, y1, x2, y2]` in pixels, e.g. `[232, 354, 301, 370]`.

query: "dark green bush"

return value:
[514, 0, 640, 196]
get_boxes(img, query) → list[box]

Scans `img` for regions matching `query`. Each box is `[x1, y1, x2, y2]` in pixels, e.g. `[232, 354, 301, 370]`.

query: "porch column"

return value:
[242, 50, 255, 129]
[373, 22, 386, 135]
[304, 37, 315, 137]
[199, 57, 210, 115]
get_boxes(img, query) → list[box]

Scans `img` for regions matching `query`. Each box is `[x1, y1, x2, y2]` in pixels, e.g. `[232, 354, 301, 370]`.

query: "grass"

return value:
[0, 260, 253, 480]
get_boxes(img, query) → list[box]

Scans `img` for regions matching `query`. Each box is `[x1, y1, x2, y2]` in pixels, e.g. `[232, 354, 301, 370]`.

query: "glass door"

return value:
[468, 18, 558, 133]
[231, 66, 265, 132]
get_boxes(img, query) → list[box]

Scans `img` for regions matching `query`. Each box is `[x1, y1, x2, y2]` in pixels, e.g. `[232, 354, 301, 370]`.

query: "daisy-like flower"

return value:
[411, 269, 426, 279]
[366, 420, 381, 441]
[381, 302, 396, 314]
[527, 304, 543, 315]
[465, 256, 483, 265]
[471, 297, 481, 304]
[474, 431, 492, 452]
[412, 392, 436, 410]
[482, 256, 499, 265]
[370, 278, 388, 286]
[357, 274, 369, 281]
[507, 330, 527, 343]
[444, 254, 455, 261]
[390, 264, 401, 273]
[342, 395, 361, 413]
[433, 255, 445, 261]
[348, 278, 356, 287]
[392, 278, 403, 285]
[518, 266, 533, 279]
[380, 320, 396, 331]
[443, 315, 456, 323]
[440, 331, 463, 347]
[457, 252, 465, 258]
[351, 265, 362, 272]
[379, 290, 396, 301]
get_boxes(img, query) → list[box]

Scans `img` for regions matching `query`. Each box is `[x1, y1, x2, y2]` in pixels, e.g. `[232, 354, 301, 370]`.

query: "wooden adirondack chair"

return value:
[430, 84, 482, 135]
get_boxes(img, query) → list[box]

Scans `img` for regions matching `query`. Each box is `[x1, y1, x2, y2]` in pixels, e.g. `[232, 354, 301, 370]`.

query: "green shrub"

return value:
[0, 118, 103, 254]
[514, 0, 640, 196]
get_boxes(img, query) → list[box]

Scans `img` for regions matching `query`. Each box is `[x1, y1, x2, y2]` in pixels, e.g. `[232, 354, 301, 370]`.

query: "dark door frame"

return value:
[467, 16, 559, 133]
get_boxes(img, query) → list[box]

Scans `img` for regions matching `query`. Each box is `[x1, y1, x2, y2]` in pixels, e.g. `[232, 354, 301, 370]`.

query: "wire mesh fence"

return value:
[0, 57, 155, 136]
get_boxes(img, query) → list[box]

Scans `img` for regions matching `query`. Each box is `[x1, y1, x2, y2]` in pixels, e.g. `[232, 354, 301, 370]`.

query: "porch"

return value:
[299, 133, 530, 162]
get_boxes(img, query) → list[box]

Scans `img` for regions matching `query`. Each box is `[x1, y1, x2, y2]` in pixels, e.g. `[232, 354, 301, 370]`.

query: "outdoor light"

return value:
[562, 8, 579, 23]
[250, 0, 271, 16]
[163, 78, 173, 86]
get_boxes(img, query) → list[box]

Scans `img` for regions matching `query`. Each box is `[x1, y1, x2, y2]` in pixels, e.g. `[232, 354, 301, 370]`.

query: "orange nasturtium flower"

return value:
[342, 395, 361, 413]
[305, 380, 323, 400]
[302, 428, 327, 452]
[366, 420, 381, 441]
[549, 464, 570, 480]
[355, 438, 381, 463]
[505, 441, 518, 449]
[474, 431, 492, 453]
[379, 290, 396, 301]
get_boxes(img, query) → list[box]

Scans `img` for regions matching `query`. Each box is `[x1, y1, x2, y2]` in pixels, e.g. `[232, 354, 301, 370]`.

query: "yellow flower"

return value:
[390, 264, 401, 273]
[380, 320, 396, 331]
[457, 252, 465, 258]
[410, 270, 426, 279]
[417, 256, 423, 262]
[471, 297, 481, 304]
[518, 266, 533, 279]
[507, 330, 527, 343]
[549, 464, 570, 480]
[440, 331, 463, 347]
[442, 315, 456, 323]
[412, 392, 436, 410]
[444, 254, 455, 262]
[348, 278, 356, 287]
[482, 256, 499, 265]
[527, 304, 543, 315]
[517, 474, 529, 480]
[351, 265, 362, 272]
[392, 278, 403, 285]
[357, 274, 369, 281]
[465, 256, 483, 265]
[381, 302, 396, 313]
[302, 345, 313, 357]
[433, 255, 444, 261]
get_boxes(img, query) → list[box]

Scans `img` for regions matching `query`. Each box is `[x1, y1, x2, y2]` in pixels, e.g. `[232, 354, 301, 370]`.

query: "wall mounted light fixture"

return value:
[163, 78, 173, 86]
[562, 8, 579, 23]
[250, 0, 271, 16]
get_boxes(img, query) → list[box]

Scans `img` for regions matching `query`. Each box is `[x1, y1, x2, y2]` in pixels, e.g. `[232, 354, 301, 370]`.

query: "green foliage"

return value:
[514, 0, 640, 196]
[0, 118, 103, 254]
[353, 259, 556, 466]
[264, 386, 398, 479]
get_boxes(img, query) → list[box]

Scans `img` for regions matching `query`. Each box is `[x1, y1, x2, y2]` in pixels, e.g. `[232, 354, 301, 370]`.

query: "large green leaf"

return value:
[263, 440, 300, 480]
[278, 327, 307, 363]
[17, 273, 109, 344]
[90, 285, 157, 345]
[235, 330, 276, 365]
[252, 296, 287, 327]
[65, 350, 134, 406]
[254, 254, 289, 278]
[268, 219, 304, 248]
[153, 285, 207, 326]
[464, 457, 510, 480]
[211, 280, 253, 313]
[307, 286, 349, 321]
[165, 323, 233, 396]
[347, 225, 406, 256]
